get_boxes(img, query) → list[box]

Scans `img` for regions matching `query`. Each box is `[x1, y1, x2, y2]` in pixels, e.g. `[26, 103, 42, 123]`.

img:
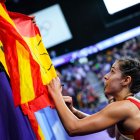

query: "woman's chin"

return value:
[104, 86, 108, 93]
[104, 90, 111, 96]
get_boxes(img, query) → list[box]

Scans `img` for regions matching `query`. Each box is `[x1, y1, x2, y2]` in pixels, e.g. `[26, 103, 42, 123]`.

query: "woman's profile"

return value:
[47, 57, 140, 140]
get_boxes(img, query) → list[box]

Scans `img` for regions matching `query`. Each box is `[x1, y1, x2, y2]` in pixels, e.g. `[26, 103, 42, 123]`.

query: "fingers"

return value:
[63, 96, 72, 103]
[63, 96, 72, 100]
[47, 77, 63, 94]
[48, 77, 60, 86]
[52, 77, 61, 83]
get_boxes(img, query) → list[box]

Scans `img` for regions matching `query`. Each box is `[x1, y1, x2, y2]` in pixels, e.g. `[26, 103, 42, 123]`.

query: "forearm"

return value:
[72, 107, 89, 119]
[52, 93, 120, 136]
[53, 94, 80, 134]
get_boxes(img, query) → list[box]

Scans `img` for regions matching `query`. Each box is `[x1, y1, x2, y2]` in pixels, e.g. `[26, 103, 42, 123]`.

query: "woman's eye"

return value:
[111, 69, 114, 73]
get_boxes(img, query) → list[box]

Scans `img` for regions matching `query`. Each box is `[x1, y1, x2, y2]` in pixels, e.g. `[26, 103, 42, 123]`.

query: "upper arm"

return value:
[71, 101, 130, 135]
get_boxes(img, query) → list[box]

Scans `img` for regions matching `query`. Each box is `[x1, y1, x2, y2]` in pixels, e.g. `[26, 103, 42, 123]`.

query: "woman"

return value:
[47, 57, 140, 140]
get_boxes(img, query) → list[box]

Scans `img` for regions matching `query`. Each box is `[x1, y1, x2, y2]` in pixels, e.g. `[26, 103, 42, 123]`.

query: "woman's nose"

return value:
[104, 73, 108, 80]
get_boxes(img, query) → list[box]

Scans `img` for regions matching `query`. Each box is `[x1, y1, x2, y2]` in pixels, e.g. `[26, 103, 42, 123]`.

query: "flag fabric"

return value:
[0, 3, 16, 27]
[8, 11, 56, 111]
[35, 107, 70, 140]
[0, 18, 46, 139]
[0, 15, 46, 105]
[0, 3, 57, 139]
[0, 3, 56, 106]
[0, 64, 36, 140]
[9, 11, 57, 85]
[0, 41, 9, 74]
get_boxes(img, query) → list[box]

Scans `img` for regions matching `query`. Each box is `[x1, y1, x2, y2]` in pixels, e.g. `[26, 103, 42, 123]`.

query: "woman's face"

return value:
[104, 61, 124, 96]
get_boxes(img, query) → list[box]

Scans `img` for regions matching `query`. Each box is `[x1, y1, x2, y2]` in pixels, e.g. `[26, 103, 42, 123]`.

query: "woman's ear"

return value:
[121, 76, 132, 86]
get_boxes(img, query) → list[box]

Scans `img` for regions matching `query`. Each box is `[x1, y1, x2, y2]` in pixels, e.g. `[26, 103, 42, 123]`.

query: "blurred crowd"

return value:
[57, 36, 140, 114]
[93, 36, 140, 81]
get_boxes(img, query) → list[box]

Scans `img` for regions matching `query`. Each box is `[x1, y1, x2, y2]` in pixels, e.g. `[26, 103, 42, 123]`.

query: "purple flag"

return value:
[0, 67, 36, 140]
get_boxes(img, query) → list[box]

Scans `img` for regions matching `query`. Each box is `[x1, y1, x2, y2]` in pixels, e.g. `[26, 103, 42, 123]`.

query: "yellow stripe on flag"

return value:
[24, 35, 57, 85]
[38, 125, 45, 140]
[0, 4, 16, 28]
[16, 41, 35, 103]
[0, 41, 9, 75]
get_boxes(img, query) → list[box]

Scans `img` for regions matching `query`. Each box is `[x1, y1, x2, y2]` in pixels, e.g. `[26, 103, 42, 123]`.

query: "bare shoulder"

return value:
[99, 100, 135, 119]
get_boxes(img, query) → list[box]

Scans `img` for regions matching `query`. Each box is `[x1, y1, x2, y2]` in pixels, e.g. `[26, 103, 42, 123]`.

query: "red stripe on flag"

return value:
[0, 15, 47, 105]
[28, 91, 55, 112]
[9, 11, 40, 37]
[0, 19, 21, 105]
[29, 54, 47, 98]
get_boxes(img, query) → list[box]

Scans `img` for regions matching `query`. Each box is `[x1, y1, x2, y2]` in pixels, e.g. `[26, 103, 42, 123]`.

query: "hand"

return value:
[47, 77, 62, 99]
[63, 96, 76, 113]
[63, 96, 73, 109]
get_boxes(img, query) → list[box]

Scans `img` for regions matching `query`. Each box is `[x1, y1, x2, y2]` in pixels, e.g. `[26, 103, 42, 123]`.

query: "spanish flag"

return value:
[0, 3, 56, 139]
[0, 3, 56, 106]
[9, 11, 56, 111]
[0, 17, 46, 105]
[9, 11, 57, 87]
[0, 24, 46, 139]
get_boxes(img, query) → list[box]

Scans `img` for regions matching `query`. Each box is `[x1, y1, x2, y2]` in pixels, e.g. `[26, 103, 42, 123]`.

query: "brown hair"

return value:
[117, 57, 140, 94]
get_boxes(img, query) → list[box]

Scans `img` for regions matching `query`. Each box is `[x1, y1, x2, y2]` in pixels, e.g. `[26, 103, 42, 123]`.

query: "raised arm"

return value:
[47, 77, 130, 136]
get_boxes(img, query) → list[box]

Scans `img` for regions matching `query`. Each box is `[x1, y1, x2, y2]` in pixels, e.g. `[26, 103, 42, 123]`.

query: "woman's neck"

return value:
[113, 90, 133, 101]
